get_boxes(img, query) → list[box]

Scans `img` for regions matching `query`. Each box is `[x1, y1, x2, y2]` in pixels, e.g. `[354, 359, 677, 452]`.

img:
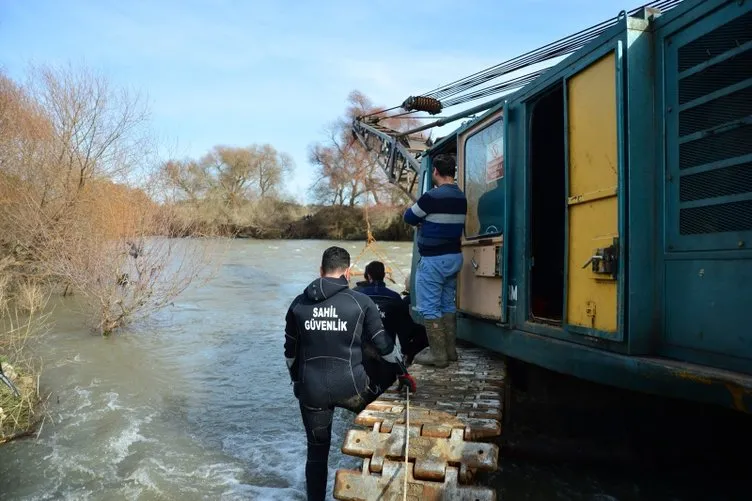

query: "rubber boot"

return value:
[443, 313, 458, 362]
[413, 319, 448, 368]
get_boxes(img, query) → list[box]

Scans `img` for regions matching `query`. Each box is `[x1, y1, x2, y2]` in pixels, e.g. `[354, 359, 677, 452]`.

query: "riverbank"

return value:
[166, 201, 414, 241]
[0, 308, 46, 446]
[0, 363, 40, 445]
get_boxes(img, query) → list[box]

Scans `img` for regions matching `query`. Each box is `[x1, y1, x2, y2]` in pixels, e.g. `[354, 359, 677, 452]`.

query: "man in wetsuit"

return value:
[284, 246, 416, 501]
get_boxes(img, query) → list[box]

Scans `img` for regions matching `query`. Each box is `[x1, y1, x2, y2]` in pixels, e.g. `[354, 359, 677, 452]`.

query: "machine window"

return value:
[463, 118, 505, 238]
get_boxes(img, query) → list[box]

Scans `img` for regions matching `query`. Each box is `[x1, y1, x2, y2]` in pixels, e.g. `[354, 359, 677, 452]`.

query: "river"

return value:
[0, 239, 739, 500]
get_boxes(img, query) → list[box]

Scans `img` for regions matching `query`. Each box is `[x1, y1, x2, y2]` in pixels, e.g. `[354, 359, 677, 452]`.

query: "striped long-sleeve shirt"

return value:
[403, 183, 467, 256]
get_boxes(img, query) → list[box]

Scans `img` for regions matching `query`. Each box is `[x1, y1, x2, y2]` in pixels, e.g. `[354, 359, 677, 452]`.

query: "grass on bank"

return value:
[0, 267, 48, 445]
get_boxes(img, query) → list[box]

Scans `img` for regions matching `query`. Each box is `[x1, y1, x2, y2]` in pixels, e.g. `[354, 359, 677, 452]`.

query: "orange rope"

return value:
[350, 203, 407, 285]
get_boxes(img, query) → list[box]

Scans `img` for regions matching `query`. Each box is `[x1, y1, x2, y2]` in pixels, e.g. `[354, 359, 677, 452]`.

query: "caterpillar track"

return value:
[334, 347, 506, 500]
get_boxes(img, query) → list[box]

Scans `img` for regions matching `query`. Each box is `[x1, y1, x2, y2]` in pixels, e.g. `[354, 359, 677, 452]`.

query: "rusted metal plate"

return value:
[334, 346, 505, 500]
[354, 405, 501, 440]
[334, 459, 496, 501]
[342, 426, 498, 478]
[354, 348, 505, 440]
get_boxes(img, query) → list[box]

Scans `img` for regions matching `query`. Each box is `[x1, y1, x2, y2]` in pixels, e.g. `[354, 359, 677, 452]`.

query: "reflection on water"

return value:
[0, 240, 740, 500]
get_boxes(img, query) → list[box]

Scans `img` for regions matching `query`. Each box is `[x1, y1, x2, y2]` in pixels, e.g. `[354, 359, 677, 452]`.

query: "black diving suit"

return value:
[283, 275, 408, 501]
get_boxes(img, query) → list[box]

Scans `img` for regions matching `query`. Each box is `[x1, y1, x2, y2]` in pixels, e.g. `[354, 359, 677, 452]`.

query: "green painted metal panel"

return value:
[458, 315, 752, 413]
[500, 101, 512, 325]
[625, 13, 662, 355]
[664, 258, 752, 373]
[659, 0, 752, 371]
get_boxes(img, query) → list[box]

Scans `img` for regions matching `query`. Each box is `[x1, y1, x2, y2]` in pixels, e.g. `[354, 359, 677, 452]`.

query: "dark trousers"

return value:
[361, 341, 399, 393]
[400, 324, 429, 365]
[299, 391, 378, 501]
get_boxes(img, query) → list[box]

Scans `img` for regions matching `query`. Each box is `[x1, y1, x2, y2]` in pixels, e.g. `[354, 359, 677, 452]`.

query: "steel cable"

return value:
[414, 0, 685, 106]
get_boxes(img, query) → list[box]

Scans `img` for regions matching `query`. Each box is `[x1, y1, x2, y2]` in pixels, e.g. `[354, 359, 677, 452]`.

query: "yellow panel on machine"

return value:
[566, 52, 620, 333]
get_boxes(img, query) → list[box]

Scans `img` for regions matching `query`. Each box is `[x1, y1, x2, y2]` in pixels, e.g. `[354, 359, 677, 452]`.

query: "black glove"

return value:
[293, 382, 300, 399]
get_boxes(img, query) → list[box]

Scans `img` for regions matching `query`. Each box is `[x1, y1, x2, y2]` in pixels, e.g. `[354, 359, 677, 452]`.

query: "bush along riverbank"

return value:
[166, 201, 414, 241]
[0, 360, 40, 445]
[0, 286, 48, 445]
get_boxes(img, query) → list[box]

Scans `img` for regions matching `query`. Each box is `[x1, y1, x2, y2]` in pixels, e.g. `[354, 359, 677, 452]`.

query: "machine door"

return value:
[563, 48, 624, 340]
[457, 109, 509, 322]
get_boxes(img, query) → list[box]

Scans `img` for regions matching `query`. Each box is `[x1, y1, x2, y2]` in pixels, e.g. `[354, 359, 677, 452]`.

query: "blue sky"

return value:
[1, 0, 637, 202]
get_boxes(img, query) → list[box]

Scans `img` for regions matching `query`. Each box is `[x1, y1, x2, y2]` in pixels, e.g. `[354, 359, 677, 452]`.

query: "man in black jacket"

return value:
[353, 261, 411, 392]
[354, 261, 428, 369]
[284, 246, 416, 501]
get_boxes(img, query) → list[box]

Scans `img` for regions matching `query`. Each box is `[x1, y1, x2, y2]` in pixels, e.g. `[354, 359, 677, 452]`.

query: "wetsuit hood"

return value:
[304, 276, 349, 302]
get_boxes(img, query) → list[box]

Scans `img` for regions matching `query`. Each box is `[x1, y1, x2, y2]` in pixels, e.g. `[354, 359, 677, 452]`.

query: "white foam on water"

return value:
[122, 466, 166, 499]
[104, 391, 122, 411]
[224, 485, 305, 501]
[53, 352, 86, 369]
[54, 487, 94, 501]
[124, 457, 247, 498]
[42, 447, 99, 479]
[71, 386, 93, 413]
[107, 413, 155, 464]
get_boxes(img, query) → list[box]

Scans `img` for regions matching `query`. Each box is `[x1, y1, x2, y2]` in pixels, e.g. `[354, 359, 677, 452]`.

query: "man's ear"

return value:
[344, 267, 352, 281]
[320, 266, 325, 277]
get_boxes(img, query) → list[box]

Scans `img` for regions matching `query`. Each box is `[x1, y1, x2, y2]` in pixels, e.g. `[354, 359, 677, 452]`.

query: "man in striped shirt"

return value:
[403, 154, 467, 367]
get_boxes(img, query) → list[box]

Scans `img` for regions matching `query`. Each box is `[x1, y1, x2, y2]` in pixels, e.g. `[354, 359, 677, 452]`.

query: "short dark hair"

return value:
[321, 246, 350, 274]
[365, 261, 385, 282]
[432, 154, 456, 177]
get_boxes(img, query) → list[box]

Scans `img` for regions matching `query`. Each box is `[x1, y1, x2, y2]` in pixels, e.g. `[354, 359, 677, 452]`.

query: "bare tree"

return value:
[308, 124, 375, 207]
[27, 63, 151, 189]
[255, 144, 293, 198]
[161, 159, 211, 204]
[1, 63, 154, 259]
[0, 65, 214, 336]
[160, 144, 291, 207]
[307, 90, 421, 207]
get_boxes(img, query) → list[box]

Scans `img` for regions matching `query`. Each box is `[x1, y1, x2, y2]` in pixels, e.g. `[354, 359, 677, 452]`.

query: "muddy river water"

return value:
[0, 240, 735, 500]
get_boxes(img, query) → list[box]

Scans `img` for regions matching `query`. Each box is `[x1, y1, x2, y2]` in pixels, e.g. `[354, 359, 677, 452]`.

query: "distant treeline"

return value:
[166, 200, 413, 242]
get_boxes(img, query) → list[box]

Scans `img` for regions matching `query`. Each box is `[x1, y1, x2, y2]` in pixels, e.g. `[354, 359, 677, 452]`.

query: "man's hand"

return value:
[293, 382, 301, 399]
[398, 373, 417, 394]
